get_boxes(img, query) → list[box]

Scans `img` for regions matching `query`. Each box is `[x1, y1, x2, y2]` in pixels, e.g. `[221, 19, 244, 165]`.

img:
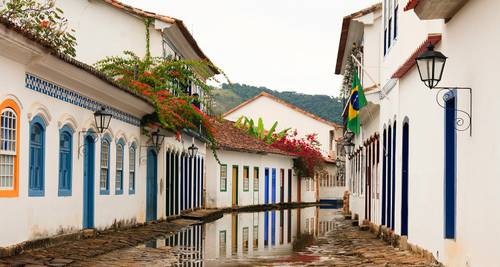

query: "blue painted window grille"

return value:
[115, 139, 125, 195]
[100, 135, 111, 195]
[29, 116, 46, 197]
[58, 125, 73, 196]
[129, 143, 136, 194]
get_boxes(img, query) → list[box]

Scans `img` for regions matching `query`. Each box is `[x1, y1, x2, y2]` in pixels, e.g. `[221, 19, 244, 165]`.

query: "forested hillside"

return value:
[211, 83, 344, 124]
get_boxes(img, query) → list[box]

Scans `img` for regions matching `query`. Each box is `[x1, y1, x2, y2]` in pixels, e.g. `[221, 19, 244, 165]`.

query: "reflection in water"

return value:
[141, 206, 340, 266]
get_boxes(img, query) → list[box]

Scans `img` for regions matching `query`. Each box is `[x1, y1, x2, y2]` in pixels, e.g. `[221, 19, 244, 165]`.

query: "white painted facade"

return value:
[341, 1, 500, 266]
[0, 24, 155, 247]
[204, 149, 314, 209]
[224, 94, 345, 201]
[224, 94, 342, 157]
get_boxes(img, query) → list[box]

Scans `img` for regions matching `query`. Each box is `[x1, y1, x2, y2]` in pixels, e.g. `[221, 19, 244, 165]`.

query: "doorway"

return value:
[146, 149, 158, 222]
[83, 135, 95, 229]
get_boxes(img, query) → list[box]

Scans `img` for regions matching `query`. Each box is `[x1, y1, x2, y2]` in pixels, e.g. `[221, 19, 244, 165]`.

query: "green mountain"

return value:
[211, 83, 344, 124]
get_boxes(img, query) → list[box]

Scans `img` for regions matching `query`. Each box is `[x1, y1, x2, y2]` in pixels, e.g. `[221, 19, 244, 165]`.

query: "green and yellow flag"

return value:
[347, 69, 367, 135]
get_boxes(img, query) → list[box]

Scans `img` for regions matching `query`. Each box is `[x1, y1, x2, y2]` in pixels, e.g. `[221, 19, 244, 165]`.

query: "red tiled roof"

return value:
[0, 17, 153, 106]
[224, 92, 341, 129]
[210, 118, 291, 156]
[391, 34, 442, 79]
[404, 0, 421, 11]
[100, 0, 219, 75]
[335, 3, 382, 75]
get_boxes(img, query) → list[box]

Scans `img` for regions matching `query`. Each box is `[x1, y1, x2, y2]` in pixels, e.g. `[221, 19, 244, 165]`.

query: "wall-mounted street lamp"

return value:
[188, 143, 198, 158]
[94, 107, 112, 134]
[151, 129, 165, 151]
[344, 141, 355, 155]
[78, 106, 113, 158]
[415, 44, 472, 136]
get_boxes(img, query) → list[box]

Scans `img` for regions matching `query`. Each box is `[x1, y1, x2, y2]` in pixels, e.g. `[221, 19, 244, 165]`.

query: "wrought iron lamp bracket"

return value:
[432, 86, 472, 136]
[77, 130, 100, 159]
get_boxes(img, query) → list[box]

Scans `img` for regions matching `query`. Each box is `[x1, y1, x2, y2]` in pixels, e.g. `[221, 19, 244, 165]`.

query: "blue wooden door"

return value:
[401, 122, 409, 236]
[444, 93, 456, 239]
[146, 149, 158, 222]
[264, 168, 269, 204]
[83, 136, 95, 229]
[272, 168, 276, 204]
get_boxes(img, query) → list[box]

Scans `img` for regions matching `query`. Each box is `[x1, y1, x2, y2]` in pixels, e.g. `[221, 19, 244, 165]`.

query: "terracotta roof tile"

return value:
[100, 0, 219, 74]
[224, 92, 341, 129]
[391, 34, 441, 79]
[210, 118, 291, 156]
[0, 17, 153, 107]
[404, 0, 421, 11]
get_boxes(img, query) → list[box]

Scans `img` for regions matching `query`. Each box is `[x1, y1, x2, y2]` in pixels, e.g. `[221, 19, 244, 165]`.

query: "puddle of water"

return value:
[137, 206, 342, 266]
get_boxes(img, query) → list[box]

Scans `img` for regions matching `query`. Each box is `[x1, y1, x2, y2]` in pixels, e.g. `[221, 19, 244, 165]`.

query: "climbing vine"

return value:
[0, 0, 77, 56]
[340, 44, 362, 98]
[95, 19, 226, 153]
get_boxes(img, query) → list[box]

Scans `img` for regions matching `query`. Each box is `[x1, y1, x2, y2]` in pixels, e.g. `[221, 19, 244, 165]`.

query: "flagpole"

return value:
[350, 54, 389, 157]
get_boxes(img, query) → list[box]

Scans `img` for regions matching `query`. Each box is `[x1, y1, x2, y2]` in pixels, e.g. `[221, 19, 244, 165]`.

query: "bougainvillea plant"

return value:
[0, 0, 77, 56]
[271, 130, 324, 177]
[95, 50, 220, 144]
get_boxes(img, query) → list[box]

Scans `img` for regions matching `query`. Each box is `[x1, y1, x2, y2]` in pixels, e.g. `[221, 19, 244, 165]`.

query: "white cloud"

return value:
[122, 0, 378, 97]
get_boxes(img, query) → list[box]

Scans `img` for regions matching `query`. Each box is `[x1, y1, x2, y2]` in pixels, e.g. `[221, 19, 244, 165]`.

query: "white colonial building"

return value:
[224, 92, 345, 203]
[205, 119, 317, 208]
[0, 18, 156, 247]
[339, 0, 500, 266]
[0, 0, 218, 250]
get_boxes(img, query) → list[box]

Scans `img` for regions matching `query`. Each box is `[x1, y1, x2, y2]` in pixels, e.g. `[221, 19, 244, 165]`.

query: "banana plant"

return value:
[235, 116, 290, 144]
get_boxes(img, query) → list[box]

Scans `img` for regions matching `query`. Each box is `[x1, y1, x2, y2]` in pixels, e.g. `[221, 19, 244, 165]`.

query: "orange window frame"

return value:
[0, 99, 20, 197]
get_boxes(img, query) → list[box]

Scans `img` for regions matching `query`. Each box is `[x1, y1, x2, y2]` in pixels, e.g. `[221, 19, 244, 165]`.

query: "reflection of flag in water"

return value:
[347, 69, 367, 135]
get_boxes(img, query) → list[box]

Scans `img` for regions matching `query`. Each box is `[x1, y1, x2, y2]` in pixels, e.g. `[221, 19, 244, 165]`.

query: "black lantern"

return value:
[415, 43, 447, 89]
[344, 141, 355, 155]
[94, 107, 112, 134]
[188, 143, 198, 157]
[151, 129, 165, 150]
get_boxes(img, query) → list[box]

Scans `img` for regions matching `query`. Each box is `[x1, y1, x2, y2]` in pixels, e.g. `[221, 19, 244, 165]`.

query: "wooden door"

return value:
[232, 166, 238, 207]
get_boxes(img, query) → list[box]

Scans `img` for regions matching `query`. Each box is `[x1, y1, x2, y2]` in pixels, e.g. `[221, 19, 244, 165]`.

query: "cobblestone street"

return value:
[0, 210, 438, 266]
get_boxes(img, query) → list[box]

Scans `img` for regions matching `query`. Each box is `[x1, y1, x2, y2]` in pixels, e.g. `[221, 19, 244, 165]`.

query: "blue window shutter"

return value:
[394, 6, 398, 40]
[58, 125, 73, 196]
[29, 116, 46, 197]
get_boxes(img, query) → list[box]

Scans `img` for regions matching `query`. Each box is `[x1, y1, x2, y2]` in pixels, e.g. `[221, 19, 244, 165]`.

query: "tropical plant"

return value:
[235, 116, 289, 144]
[271, 130, 324, 177]
[0, 0, 77, 56]
[95, 50, 219, 143]
[94, 19, 225, 149]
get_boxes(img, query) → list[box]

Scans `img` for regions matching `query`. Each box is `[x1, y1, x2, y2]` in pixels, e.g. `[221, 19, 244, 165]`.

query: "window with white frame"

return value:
[115, 142, 124, 194]
[220, 164, 227, 191]
[0, 108, 16, 190]
[384, 0, 398, 55]
[100, 139, 110, 193]
[129, 145, 136, 193]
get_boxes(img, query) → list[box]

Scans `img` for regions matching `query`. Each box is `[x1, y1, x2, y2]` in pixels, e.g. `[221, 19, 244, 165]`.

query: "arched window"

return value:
[0, 106, 18, 196]
[115, 139, 125, 195]
[129, 143, 136, 194]
[58, 125, 73, 196]
[100, 135, 111, 195]
[29, 115, 46, 197]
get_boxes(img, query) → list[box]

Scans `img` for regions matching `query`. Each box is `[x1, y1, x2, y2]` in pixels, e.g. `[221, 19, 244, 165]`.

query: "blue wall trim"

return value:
[25, 73, 141, 126]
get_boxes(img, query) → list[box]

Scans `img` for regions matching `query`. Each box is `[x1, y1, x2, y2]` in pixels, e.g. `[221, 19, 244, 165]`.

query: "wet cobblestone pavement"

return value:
[0, 219, 198, 267]
[0, 210, 438, 266]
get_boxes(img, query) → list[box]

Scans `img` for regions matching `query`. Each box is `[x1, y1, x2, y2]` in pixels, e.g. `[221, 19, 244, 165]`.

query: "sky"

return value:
[123, 0, 378, 97]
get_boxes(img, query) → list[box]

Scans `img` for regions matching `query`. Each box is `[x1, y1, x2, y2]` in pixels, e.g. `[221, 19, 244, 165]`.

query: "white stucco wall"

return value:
[224, 96, 339, 157]
[57, 0, 166, 64]
[205, 149, 297, 208]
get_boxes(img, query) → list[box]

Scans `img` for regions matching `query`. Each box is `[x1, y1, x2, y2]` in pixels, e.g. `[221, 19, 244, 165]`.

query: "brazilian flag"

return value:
[347, 69, 367, 135]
